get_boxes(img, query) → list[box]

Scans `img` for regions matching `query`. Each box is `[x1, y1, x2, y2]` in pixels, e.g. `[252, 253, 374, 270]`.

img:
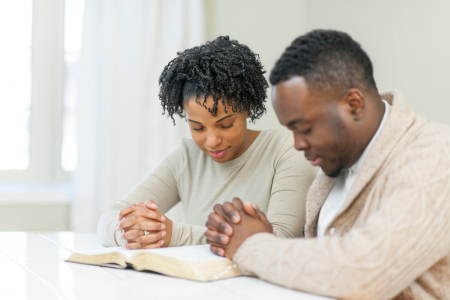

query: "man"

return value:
[205, 30, 450, 299]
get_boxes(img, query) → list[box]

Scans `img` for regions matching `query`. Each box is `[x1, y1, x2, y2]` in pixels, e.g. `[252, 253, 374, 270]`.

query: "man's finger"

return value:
[231, 197, 245, 212]
[243, 201, 259, 219]
[209, 245, 225, 257]
[205, 219, 219, 231]
[256, 209, 269, 223]
[205, 229, 230, 245]
[206, 212, 233, 235]
[206, 239, 227, 257]
[223, 201, 241, 224]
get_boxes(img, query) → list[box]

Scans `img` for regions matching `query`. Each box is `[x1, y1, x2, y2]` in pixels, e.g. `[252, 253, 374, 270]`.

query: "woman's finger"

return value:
[117, 204, 144, 221]
[120, 229, 145, 241]
[140, 209, 166, 222]
[144, 200, 158, 211]
[123, 220, 166, 232]
[122, 242, 143, 249]
[142, 240, 165, 249]
[135, 230, 166, 244]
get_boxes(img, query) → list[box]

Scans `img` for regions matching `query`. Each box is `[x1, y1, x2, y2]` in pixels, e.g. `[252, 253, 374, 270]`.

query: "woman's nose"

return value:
[206, 132, 221, 148]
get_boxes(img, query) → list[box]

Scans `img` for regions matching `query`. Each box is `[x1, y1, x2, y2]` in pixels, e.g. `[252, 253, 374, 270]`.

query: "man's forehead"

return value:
[271, 76, 321, 126]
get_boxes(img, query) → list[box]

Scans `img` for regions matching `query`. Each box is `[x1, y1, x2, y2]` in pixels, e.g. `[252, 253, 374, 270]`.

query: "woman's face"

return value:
[184, 96, 251, 163]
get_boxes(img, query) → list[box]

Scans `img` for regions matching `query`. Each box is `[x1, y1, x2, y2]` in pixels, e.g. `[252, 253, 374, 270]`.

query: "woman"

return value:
[98, 36, 317, 249]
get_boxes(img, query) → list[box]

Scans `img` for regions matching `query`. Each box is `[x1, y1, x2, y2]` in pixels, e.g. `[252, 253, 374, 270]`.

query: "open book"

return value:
[66, 244, 242, 281]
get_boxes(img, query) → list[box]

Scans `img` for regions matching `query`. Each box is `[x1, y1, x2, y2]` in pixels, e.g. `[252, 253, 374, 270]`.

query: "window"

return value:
[0, 1, 33, 171]
[0, 0, 84, 183]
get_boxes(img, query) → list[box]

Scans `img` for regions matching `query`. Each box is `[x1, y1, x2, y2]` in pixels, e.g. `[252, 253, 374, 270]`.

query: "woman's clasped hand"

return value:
[116, 200, 173, 249]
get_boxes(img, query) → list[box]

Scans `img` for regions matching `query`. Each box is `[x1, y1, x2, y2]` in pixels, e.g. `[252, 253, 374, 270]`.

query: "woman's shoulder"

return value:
[256, 129, 295, 152]
[255, 130, 306, 164]
[165, 138, 205, 163]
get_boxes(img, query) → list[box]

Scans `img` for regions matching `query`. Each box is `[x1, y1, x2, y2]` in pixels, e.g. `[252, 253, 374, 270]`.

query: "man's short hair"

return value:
[270, 30, 378, 96]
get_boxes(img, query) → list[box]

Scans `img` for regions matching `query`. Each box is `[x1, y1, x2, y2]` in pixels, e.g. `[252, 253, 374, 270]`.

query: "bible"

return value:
[66, 244, 242, 281]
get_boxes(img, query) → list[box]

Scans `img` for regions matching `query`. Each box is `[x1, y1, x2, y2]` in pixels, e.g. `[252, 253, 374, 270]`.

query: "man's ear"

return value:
[343, 89, 364, 121]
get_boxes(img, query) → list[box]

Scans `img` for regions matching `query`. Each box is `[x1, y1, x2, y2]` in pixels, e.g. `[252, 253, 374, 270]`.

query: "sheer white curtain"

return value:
[72, 0, 204, 232]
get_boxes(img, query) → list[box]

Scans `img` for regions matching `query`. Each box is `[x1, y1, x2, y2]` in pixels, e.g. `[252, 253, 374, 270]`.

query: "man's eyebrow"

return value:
[187, 119, 202, 125]
[215, 114, 235, 123]
[287, 117, 306, 127]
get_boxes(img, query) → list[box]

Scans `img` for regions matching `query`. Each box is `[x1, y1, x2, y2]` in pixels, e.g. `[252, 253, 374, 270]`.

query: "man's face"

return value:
[272, 76, 353, 177]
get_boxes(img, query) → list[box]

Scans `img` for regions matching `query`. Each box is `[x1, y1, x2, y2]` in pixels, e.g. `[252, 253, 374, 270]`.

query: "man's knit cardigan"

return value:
[233, 90, 450, 300]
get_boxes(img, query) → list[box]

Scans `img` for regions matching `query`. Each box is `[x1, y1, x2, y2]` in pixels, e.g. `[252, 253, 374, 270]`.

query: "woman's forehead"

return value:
[184, 96, 244, 120]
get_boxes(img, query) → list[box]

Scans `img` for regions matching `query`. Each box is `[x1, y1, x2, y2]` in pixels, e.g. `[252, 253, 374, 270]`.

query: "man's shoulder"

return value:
[385, 120, 450, 180]
[412, 121, 450, 151]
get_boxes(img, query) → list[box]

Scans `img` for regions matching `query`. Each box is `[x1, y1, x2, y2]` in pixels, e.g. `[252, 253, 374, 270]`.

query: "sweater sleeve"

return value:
[168, 222, 207, 246]
[97, 145, 182, 247]
[233, 144, 450, 299]
[267, 135, 318, 238]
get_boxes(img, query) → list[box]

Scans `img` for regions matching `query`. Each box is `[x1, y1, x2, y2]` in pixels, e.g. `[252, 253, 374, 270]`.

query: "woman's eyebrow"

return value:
[188, 114, 235, 125]
[215, 114, 235, 123]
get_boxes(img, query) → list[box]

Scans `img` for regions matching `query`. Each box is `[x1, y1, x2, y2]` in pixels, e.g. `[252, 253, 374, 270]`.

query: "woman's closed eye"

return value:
[221, 123, 233, 129]
[192, 127, 204, 131]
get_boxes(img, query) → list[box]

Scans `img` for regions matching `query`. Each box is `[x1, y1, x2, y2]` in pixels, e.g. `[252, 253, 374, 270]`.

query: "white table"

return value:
[0, 232, 332, 300]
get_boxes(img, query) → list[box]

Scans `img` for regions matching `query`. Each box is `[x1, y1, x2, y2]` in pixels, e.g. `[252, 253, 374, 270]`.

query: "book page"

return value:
[75, 245, 226, 262]
[136, 244, 228, 261]
[75, 247, 136, 261]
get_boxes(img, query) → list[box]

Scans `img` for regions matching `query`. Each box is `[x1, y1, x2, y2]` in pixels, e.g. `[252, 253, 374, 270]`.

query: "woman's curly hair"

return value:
[158, 36, 268, 124]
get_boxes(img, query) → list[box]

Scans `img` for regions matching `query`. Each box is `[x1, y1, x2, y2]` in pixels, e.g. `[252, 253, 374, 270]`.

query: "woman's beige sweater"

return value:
[98, 130, 317, 247]
[233, 91, 450, 300]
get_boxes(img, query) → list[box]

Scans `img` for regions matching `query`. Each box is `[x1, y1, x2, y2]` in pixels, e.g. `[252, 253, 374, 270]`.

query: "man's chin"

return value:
[322, 166, 343, 178]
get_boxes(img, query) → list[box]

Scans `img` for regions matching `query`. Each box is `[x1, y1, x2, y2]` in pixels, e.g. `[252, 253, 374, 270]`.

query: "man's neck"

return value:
[348, 98, 386, 169]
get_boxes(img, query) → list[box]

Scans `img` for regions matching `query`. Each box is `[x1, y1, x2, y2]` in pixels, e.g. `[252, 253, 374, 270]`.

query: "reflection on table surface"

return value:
[0, 232, 331, 300]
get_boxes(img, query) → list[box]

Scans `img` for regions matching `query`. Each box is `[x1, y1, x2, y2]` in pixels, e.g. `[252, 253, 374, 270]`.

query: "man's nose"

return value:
[294, 135, 309, 151]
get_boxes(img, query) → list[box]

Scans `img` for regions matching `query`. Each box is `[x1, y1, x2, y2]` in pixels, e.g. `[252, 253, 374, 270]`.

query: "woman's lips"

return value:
[209, 148, 229, 158]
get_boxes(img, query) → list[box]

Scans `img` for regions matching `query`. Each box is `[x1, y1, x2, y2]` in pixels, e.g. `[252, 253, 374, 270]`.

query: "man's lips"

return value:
[208, 147, 229, 158]
[306, 156, 323, 167]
